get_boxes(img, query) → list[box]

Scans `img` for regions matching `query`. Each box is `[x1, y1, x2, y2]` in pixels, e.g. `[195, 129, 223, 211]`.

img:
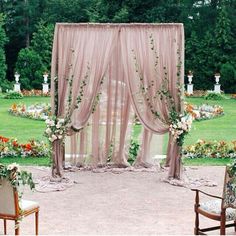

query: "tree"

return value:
[0, 13, 10, 91]
[15, 48, 46, 89]
[31, 20, 54, 71]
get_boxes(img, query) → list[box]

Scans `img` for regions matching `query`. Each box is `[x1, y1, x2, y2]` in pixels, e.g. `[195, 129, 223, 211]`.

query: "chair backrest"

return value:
[223, 166, 236, 209]
[0, 179, 19, 216]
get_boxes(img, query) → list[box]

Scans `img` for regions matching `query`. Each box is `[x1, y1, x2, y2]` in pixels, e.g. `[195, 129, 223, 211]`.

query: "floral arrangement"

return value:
[21, 89, 50, 97]
[9, 103, 51, 121]
[184, 103, 224, 121]
[227, 159, 236, 178]
[183, 140, 236, 159]
[44, 117, 67, 143]
[169, 111, 192, 146]
[0, 136, 49, 157]
[0, 163, 35, 190]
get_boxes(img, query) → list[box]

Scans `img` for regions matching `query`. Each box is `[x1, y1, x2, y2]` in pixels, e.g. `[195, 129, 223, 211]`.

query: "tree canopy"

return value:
[0, 0, 235, 91]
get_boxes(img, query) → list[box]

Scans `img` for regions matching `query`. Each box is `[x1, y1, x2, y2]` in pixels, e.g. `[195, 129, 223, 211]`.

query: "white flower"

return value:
[56, 123, 61, 129]
[50, 120, 55, 126]
[46, 128, 51, 134]
[58, 135, 63, 139]
[59, 118, 65, 124]
[45, 119, 51, 125]
[7, 163, 20, 171]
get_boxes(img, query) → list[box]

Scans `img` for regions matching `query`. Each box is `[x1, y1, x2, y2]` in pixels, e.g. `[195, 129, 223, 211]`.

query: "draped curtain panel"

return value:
[50, 23, 184, 179]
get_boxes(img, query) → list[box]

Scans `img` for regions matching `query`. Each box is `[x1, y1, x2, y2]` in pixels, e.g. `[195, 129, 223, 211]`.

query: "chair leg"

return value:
[35, 211, 39, 235]
[194, 210, 199, 235]
[15, 220, 19, 235]
[4, 219, 7, 235]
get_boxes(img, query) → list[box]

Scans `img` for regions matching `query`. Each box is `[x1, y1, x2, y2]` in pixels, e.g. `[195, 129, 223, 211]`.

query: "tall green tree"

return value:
[0, 13, 10, 91]
[15, 20, 54, 89]
[1, 0, 47, 81]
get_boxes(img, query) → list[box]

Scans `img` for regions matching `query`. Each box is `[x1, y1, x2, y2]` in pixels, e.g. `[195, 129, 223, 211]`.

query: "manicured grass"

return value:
[183, 157, 233, 166]
[0, 96, 50, 142]
[184, 97, 236, 145]
[0, 156, 50, 166]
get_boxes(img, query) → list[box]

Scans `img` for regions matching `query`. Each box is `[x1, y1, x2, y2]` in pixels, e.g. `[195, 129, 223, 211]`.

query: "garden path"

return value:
[2, 166, 235, 235]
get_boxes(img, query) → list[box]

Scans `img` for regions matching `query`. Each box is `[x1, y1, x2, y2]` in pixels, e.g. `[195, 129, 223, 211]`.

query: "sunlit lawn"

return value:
[0, 95, 235, 166]
[0, 96, 50, 142]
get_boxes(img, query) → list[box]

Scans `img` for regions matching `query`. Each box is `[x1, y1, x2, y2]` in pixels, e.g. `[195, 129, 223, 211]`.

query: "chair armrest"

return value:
[191, 188, 223, 200]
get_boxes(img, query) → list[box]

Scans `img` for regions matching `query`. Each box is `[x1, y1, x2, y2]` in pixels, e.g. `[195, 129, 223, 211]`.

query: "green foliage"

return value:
[31, 20, 54, 71]
[228, 159, 236, 177]
[0, 163, 35, 190]
[204, 92, 225, 100]
[128, 139, 140, 164]
[0, 0, 235, 92]
[15, 48, 46, 89]
[220, 63, 236, 93]
[42, 0, 91, 23]
[0, 14, 8, 91]
[4, 91, 23, 99]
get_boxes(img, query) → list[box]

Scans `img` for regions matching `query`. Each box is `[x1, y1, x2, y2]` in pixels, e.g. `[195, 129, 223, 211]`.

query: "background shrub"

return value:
[4, 91, 23, 99]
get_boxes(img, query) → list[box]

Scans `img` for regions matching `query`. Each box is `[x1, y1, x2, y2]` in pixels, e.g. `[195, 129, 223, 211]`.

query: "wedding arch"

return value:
[49, 23, 185, 180]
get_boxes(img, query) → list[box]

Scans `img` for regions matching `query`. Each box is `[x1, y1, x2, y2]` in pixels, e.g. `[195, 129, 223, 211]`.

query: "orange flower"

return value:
[12, 140, 19, 147]
[11, 104, 17, 111]
[0, 136, 9, 142]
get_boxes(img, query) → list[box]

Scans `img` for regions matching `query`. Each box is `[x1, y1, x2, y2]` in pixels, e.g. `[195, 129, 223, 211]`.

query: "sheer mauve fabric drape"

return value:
[50, 23, 184, 179]
[120, 25, 184, 178]
[50, 24, 119, 176]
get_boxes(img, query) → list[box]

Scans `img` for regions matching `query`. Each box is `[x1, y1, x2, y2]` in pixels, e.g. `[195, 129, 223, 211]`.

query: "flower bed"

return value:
[231, 94, 236, 99]
[0, 136, 49, 157]
[22, 89, 50, 97]
[185, 90, 207, 97]
[185, 103, 224, 121]
[183, 140, 236, 159]
[9, 103, 51, 121]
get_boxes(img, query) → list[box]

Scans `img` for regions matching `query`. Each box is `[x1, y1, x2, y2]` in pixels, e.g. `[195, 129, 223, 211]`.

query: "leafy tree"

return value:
[1, 0, 47, 83]
[15, 48, 46, 89]
[42, 0, 92, 23]
[31, 20, 54, 71]
[220, 63, 236, 93]
[0, 13, 10, 91]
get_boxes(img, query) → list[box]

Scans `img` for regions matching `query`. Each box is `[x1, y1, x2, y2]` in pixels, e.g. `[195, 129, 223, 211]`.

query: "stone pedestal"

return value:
[42, 83, 49, 94]
[187, 84, 193, 95]
[14, 83, 21, 92]
[214, 84, 221, 94]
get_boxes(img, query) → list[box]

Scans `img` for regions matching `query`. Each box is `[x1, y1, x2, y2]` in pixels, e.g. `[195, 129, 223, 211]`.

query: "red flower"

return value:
[0, 136, 9, 143]
[12, 140, 19, 147]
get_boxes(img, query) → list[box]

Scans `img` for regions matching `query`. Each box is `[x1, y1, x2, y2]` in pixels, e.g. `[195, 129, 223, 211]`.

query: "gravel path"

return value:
[2, 166, 235, 235]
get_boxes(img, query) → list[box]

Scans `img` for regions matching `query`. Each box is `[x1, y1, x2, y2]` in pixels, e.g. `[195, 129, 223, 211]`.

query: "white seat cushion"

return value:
[19, 199, 39, 212]
[200, 199, 236, 221]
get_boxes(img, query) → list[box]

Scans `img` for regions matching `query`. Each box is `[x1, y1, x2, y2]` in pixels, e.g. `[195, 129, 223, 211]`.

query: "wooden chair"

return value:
[192, 166, 236, 235]
[0, 179, 39, 235]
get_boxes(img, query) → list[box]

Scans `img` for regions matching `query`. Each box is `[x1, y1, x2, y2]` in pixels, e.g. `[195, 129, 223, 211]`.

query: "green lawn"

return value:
[0, 96, 50, 142]
[184, 97, 236, 145]
[0, 156, 50, 166]
[0, 95, 235, 166]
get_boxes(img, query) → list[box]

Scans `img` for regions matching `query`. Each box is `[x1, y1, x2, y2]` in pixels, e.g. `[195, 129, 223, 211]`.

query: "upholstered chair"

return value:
[0, 179, 39, 235]
[192, 167, 236, 235]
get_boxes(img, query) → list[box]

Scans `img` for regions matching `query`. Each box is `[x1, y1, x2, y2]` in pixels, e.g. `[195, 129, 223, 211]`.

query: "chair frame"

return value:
[192, 188, 236, 235]
[0, 187, 39, 235]
[192, 166, 236, 235]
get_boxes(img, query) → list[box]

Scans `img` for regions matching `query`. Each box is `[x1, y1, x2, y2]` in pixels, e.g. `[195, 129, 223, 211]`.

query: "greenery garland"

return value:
[0, 163, 35, 190]
[133, 34, 191, 146]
